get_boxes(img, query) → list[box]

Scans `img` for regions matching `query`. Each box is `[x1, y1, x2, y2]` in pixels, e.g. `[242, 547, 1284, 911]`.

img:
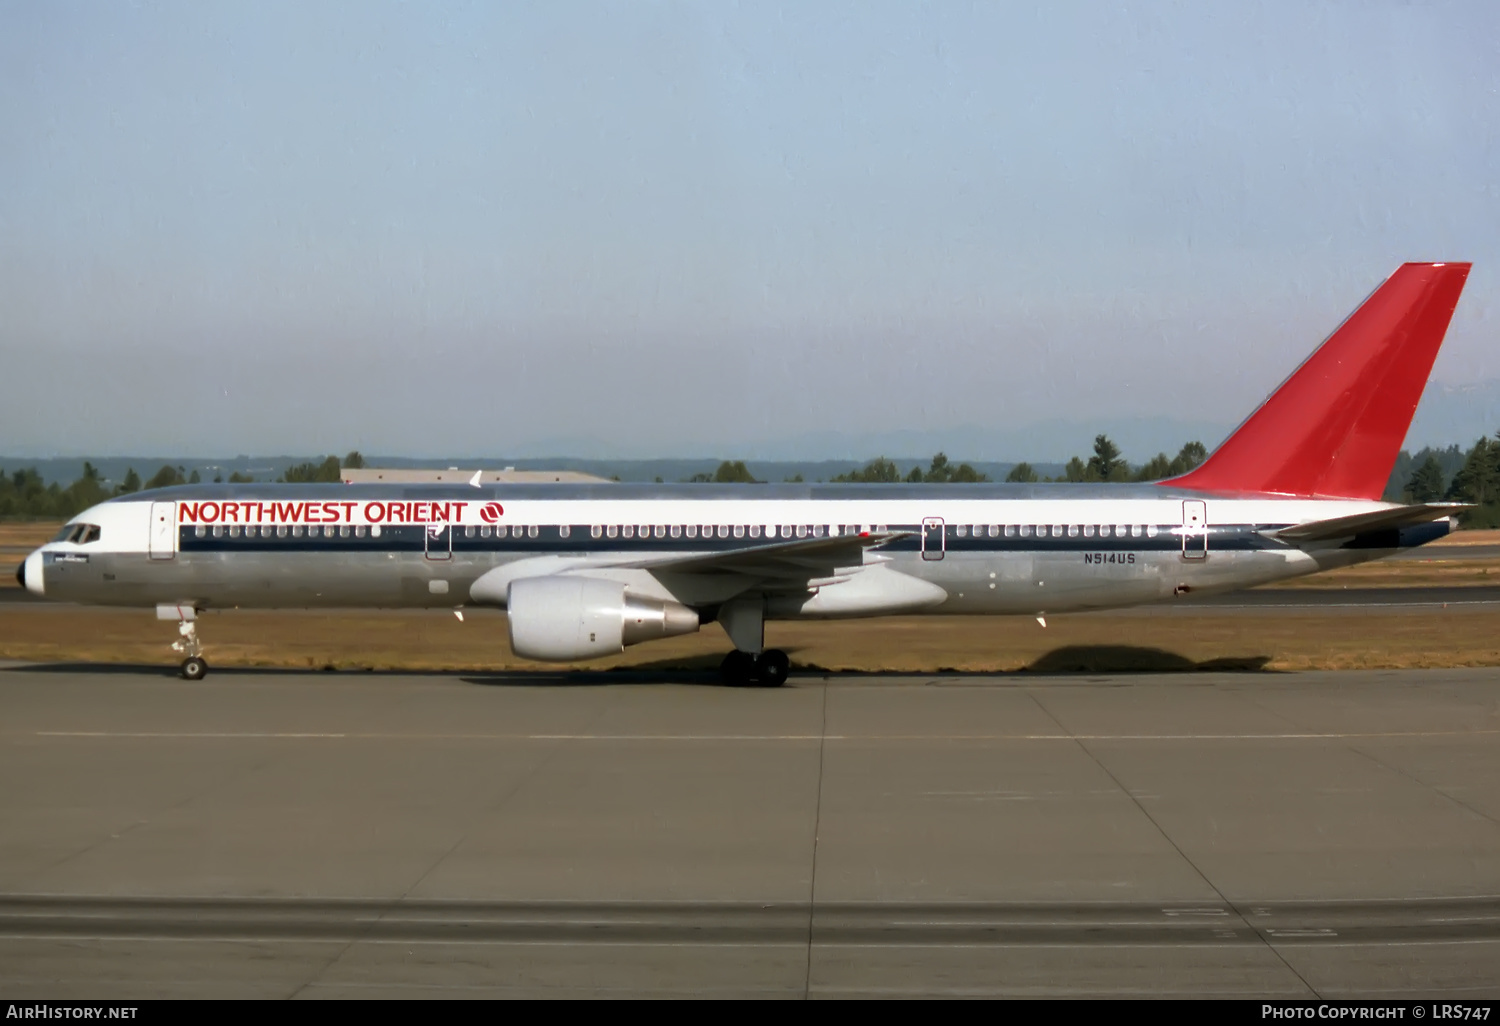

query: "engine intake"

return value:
[506, 576, 699, 662]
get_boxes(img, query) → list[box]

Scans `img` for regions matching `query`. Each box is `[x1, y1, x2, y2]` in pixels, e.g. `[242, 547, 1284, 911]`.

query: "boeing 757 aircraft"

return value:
[16, 262, 1473, 685]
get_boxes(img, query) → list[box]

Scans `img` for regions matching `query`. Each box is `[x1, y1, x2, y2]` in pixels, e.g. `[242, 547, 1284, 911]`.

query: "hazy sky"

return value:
[2, 1, 1498, 459]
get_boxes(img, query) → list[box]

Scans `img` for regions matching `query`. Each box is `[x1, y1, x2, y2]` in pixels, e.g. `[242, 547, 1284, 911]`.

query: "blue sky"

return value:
[2, 1, 1497, 459]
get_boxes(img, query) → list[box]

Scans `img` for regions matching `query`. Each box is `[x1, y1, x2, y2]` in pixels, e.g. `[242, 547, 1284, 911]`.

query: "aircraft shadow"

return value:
[1020, 645, 1275, 674]
[5, 645, 1273, 685]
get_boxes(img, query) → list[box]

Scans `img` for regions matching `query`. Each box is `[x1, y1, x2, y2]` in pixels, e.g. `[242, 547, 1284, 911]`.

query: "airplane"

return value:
[15, 262, 1473, 686]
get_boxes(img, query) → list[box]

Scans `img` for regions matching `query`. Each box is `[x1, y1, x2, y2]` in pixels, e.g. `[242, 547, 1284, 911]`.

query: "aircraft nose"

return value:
[20, 550, 44, 597]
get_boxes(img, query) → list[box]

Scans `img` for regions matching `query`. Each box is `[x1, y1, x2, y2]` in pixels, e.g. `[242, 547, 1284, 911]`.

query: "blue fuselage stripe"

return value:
[177, 523, 1287, 555]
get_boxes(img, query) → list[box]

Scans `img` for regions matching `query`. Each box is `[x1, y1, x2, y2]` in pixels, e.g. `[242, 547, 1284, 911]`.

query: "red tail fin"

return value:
[1163, 262, 1471, 499]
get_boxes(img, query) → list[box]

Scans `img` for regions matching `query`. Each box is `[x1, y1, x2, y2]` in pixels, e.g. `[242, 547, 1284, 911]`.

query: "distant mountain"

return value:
[1405, 380, 1500, 450]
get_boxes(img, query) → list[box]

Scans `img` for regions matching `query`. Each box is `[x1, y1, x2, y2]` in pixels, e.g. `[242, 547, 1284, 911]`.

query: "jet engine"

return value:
[506, 575, 699, 661]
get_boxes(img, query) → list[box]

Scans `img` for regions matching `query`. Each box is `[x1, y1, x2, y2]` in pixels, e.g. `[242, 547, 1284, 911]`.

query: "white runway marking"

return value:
[26, 729, 1500, 741]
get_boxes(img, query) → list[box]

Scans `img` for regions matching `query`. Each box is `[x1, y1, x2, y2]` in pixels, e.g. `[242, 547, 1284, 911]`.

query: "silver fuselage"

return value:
[20, 482, 1446, 618]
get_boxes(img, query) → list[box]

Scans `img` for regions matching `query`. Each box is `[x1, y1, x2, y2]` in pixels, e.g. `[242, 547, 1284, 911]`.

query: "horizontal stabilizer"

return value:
[1274, 503, 1470, 543]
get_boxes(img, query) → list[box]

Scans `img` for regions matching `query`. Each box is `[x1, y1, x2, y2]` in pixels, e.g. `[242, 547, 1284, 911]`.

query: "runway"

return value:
[1, 664, 1499, 997]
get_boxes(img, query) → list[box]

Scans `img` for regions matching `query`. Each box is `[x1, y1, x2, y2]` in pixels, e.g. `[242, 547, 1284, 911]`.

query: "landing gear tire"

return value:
[180, 656, 208, 681]
[720, 650, 756, 687]
[754, 650, 790, 688]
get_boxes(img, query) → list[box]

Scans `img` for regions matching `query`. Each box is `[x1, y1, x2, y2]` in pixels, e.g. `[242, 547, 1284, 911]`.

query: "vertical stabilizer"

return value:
[1163, 262, 1470, 499]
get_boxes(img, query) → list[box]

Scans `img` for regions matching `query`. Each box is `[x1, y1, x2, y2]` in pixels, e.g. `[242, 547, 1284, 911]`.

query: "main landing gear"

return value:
[715, 595, 789, 687]
[720, 649, 791, 688]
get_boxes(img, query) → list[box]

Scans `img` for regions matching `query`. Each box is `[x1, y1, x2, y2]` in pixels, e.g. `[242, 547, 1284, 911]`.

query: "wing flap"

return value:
[624, 531, 909, 577]
[1274, 503, 1469, 543]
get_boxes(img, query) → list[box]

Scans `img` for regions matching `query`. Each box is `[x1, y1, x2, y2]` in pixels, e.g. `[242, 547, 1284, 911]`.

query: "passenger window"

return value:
[955, 524, 967, 538]
[733, 525, 744, 538]
[1132, 524, 1144, 538]
[277, 525, 288, 538]
[1084, 524, 1095, 538]
[465, 525, 475, 538]
[590, 525, 602, 539]
[356, 525, 367, 538]
[559, 525, 571, 539]
[670, 524, 681, 538]
[1049, 525, 1062, 538]
[795, 525, 807, 538]
[497, 525, 508, 538]
[195, 526, 206, 538]
[607, 525, 618, 539]
[482, 525, 493, 539]
[622, 525, 634, 539]
[291, 526, 302, 538]
[370, 525, 382, 538]
[1003, 525, 1014, 537]
[780, 525, 793, 538]
[654, 525, 666, 539]
[750, 525, 761, 538]
[340, 525, 351, 538]
[1147, 524, 1159, 538]
[685, 524, 697, 539]
[528, 525, 539, 539]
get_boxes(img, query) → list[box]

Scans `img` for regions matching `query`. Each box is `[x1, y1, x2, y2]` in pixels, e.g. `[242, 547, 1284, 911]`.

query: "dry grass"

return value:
[2, 604, 1497, 675]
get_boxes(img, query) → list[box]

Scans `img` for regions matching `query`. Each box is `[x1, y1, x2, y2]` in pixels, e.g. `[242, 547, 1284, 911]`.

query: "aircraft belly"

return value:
[44, 552, 513, 609]
[883, 549, 1308, 615]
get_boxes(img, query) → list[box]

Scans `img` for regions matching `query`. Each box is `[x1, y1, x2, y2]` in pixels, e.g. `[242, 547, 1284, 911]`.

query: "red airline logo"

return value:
[479, 502, 505, 523]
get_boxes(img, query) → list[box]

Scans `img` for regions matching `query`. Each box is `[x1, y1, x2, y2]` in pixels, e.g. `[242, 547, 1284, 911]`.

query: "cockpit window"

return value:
[52, 526, 75, 543]
[53, 524, 101, 544]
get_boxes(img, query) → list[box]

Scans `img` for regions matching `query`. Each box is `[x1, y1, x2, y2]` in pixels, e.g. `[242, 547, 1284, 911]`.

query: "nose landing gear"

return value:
[159, 604, 208, 680]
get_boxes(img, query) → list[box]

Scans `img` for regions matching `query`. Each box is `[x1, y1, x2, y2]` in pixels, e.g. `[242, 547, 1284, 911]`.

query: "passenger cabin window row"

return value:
[189, 522, 1164, 542]
[194, 524, 378, 539]
[953, 524, 1160, 539]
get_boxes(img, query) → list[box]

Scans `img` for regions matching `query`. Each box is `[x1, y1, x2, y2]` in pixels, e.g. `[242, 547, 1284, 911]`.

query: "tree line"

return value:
[6, 438, 1500, 527]
[0, 452, 366, 519]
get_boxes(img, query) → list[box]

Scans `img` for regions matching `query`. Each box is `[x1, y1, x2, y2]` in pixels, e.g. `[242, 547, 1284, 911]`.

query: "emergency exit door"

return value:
[149, 502, 176, 560]
[1181, 500, 1207, 560]
[425, 523, 452, 561]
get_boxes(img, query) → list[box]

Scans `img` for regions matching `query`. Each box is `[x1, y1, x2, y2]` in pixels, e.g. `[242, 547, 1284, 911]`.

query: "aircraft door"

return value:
[149, 502, 177, 561]
[425, 523, 452, 561]
[1181, 500, 1207, 560]
[922, 517, 945, 561]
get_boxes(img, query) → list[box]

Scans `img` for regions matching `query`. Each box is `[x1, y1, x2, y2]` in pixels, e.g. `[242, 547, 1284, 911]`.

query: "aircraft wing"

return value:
[623, 531, 910, 581]
[1274, 503, 1470, 543]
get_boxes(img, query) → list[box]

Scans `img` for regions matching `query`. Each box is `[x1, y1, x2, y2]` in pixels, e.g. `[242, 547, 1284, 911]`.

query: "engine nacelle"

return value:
[506, 575, 700, 662]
